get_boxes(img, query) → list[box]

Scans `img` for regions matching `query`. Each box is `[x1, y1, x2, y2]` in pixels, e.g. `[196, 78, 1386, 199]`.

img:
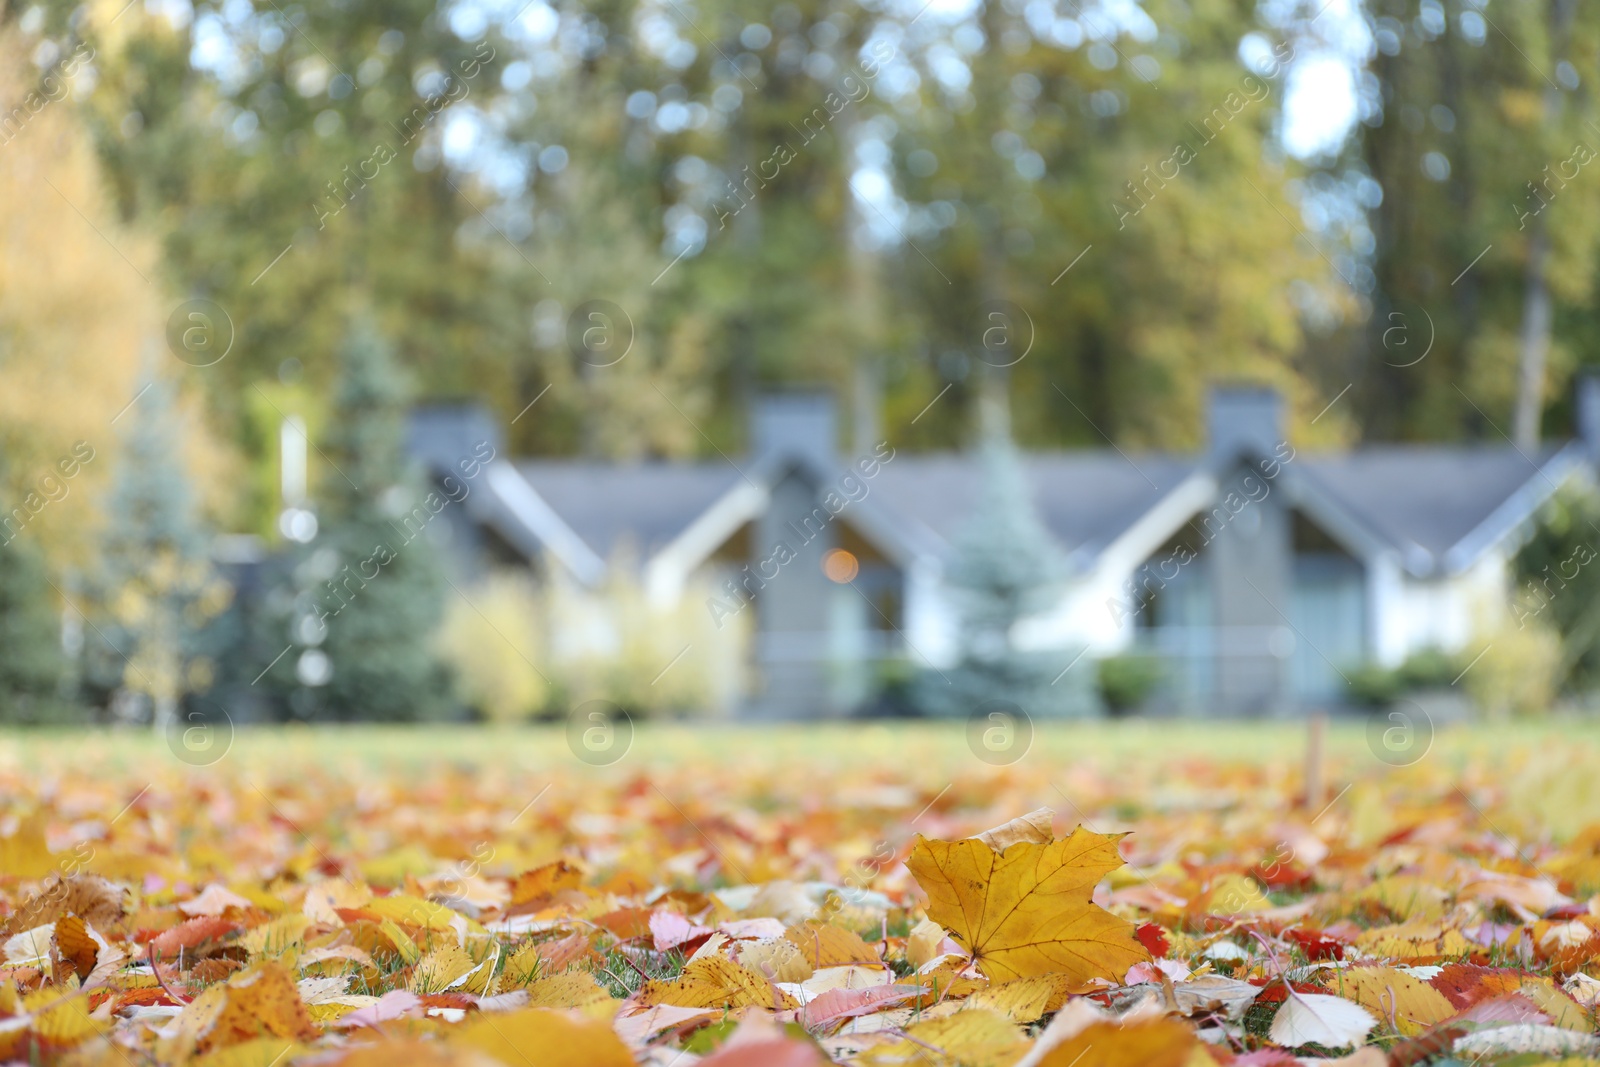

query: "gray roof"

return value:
[515, 461, 742, 559]
[869, 453, 1199, 563]
[1296, 444, 1573, 571]
[413, 428, 1576, 575]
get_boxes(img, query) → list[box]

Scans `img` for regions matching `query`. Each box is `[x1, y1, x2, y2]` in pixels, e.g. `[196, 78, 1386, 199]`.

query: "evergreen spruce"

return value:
[86, 371, 230, 727]
[921, 401, 1095, 718]
[303, 316, 452, 721]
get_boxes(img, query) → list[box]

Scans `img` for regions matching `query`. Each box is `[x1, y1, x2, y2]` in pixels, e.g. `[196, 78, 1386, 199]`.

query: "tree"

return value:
[292, 316, 452, 722]
[84, 371, 231, 727]
[0, 532, 71, 723]
[1317, 0, 1600, 443]
[0, 22, 163, 567]
[1513, 487, 1600, 691]
[920, 401, 1094, 717]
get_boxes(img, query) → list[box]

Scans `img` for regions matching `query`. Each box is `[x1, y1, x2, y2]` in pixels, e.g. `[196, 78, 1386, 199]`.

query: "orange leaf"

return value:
[52, 915, 97, 981]
[510, 860, 583, 907]
[197, 962, 319, 1052]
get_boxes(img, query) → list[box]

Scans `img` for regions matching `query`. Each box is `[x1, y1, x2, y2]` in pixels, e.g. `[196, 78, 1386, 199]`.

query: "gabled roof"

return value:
[408, 404, 1590, 584]
[513, 460, 742, 561]
[1294, 443, 1583, 576]
[867, 454, 1200, 569]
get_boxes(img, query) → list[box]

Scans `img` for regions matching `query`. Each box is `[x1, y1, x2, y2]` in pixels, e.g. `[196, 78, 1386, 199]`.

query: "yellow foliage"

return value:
[1464, 616, 1562, 717]
[0, 27, 236, 565]
[437, 571, 549, 723]
[906, 826, 1150, 983]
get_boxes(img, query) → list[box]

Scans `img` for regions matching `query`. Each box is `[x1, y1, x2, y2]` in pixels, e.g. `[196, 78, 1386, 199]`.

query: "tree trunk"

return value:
[1514, 229, 1552, 450]
[1512, 0, 1576, 450]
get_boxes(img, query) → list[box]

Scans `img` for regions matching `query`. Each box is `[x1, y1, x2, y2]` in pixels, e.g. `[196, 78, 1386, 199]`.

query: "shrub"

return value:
[438, 571, 548, 723]
[1463, 619, 1561, 718]
[1096, 654, 1162, 716]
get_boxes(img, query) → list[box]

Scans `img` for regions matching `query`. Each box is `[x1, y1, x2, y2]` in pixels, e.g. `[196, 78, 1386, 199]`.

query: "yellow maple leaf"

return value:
[906, 825, 1150, 982]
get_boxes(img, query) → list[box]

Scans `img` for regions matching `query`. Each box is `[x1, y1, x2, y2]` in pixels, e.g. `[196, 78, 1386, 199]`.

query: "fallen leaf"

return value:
[179, 884, 255, 917]
[785, 922, 881, 967]
[906, 825, 1150, 982]
[974, 808, 1056, 851]
[639, 955, 799, 1010]
[1333, 966, 1454, 1035]
[195, 961, 320, 1053]
[1268, 993, 1377, 1049]
[1034, 1018, 1197, 1067]
[52, 914, 97, 980]
[448, 1006, 634, 1066]
[510, 860, 583, 907]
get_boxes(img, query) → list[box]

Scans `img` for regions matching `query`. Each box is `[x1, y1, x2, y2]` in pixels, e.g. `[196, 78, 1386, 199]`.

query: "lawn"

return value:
[1, 718, 1598, 1064]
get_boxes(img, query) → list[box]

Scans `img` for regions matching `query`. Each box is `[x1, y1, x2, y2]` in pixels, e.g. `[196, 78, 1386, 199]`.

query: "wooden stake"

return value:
[1304, 711, 1326, 812]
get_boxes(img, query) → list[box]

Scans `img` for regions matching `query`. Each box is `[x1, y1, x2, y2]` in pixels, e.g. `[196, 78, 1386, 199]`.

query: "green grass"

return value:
[3, 715, 1595, 776]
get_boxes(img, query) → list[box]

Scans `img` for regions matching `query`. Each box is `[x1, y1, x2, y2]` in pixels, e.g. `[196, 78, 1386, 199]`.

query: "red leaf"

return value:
[1135, 922, 1170, 959]
[1286, 928, 1346, 961]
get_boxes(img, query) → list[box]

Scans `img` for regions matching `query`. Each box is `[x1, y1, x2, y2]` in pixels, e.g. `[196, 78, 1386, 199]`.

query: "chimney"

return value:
[1207, 384, 1284, 462]
[751, 392, 837, 467]
[406, 403, 505, 474]
[1577, 371, 1600, 468]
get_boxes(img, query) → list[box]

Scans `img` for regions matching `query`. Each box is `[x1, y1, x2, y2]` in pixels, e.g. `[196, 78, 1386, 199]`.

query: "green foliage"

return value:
[1327, 0, 1600, 441]
[0, 535, 73, 723]
[919, 418, 1092, 717]
[1096, 654, 1163, 717]
[1346, 648, 1465, 707]
[1514, 487, 1600, 690]
[294, 318, 453, 722]
[83, 372, 230, 725]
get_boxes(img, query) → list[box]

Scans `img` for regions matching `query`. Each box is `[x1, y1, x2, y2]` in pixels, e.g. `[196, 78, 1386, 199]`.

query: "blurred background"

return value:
[3, 0, 1600, 730]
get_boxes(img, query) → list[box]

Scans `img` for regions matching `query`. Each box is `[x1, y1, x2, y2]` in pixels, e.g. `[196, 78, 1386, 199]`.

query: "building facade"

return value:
[405, 385, 1595, 717]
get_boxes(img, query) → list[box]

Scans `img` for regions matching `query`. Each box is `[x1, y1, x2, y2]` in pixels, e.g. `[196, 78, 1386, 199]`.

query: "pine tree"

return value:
[0, 532, 71, 723]
[921, 399, 1096, 718]
[301, 316, 452, 722]
[85, 371, 231, 727]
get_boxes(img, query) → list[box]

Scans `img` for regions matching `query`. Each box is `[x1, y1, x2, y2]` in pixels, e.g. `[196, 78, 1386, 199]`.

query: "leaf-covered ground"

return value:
[1, 721, 1599, 1065]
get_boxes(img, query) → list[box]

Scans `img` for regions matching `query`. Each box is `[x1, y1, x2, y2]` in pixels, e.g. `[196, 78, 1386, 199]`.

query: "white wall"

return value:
[1384, 550, 1508, 660]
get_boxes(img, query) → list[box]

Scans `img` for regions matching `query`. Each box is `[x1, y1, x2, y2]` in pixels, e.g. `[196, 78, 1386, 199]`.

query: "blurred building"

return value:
[406, 384, 1597, 717]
